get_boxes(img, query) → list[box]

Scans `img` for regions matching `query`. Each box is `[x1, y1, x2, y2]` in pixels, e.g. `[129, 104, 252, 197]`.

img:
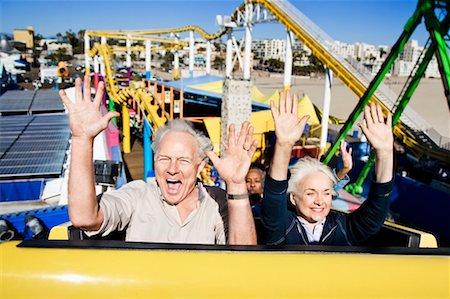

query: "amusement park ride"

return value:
[1, 0, 449, 297]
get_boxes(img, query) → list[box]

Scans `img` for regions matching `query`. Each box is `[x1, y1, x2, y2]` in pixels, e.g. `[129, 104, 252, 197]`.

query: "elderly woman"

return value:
[261, 91, 394, 245]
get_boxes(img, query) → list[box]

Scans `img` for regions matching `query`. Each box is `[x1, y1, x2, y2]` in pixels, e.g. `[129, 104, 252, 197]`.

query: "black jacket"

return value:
[261, 176, 393, 245]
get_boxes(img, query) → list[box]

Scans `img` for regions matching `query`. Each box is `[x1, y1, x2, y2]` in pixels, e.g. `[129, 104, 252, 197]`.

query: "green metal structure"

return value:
[322, 0, 450, 194]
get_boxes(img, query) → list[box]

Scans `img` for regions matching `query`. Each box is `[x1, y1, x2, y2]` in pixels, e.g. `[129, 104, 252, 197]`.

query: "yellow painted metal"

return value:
[48, 225, 70, 241]
[111, 46, 145, 52]
[1, 241, 449, 298]
[384, 221, 438, 248]
[122, 105, 131, 154]
[173, 67, 179, 80]
[86, 31, 188, 46]
[131, 26, 227, 41]
[87, 43, 167, 131]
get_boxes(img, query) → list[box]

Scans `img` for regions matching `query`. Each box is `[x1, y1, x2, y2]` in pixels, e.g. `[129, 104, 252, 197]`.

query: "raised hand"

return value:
[336, 140, 353, 180]
[359, 102, 393, 154]
[359, 102, 393, 183]
[206, 121, 258, 190]
[59, 77, 119, 140]
[270, 90, 310, 147]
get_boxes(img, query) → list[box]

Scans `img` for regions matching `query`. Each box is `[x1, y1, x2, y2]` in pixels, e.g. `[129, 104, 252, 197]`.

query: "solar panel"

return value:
[0, 90, 66, 114]
[0, 154, 65, 167]
[0, 90, 35, 100]
[0, 90, 35, 113]
[30, 90, 65, 112]
[0, 113, 71, 178]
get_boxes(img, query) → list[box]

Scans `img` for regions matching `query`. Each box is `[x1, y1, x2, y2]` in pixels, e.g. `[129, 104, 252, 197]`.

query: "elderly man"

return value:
[59, 77, 256, 245]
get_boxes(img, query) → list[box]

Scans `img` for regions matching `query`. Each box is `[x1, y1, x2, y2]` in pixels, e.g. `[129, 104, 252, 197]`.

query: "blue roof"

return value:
[159, 75, 223, 90]
[151, 74, 270, 110]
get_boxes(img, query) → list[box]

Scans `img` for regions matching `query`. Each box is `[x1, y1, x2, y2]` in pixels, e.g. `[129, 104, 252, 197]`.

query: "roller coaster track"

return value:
[87, 0, 449, 162]
[88, 43, 167, 131]
[249, 0, 449, 162]
[131, 26, 227, 41]
[87, 31, 187, 47]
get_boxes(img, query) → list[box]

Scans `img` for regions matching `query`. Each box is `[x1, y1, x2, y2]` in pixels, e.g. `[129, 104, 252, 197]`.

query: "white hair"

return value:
[152, 119, 212, 162]
[287, 157, 337, 196]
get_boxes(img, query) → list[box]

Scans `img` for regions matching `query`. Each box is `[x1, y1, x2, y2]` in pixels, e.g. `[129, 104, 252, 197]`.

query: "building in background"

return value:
[13, 27, 34, 49]
[13, 27, 35, 63]
[393, 39, 440, 78]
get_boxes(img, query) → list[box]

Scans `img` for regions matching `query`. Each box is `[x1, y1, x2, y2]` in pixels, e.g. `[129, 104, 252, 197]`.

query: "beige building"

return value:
[13, 27, 34, 49]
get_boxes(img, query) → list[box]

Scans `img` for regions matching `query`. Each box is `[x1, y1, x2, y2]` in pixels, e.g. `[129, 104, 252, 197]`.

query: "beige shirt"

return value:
[85, 179, 227, 244]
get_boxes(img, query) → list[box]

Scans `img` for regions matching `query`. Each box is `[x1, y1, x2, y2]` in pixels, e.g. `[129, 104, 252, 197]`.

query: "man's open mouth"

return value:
[166, 179, 182, 193]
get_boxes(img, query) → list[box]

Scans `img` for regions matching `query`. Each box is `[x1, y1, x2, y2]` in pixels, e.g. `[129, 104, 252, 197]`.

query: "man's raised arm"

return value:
[59, 77, 119, 230]
[206, 122, 258, 245]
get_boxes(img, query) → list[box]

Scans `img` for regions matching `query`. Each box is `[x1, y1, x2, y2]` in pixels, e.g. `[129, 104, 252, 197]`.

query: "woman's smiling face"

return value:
[291, 171, 333, 224]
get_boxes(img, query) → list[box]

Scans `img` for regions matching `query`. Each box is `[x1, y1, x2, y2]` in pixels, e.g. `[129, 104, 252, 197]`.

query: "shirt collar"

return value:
[297, 216, 327, 243]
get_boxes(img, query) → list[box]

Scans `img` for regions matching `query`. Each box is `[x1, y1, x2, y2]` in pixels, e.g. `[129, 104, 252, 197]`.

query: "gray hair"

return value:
[287, 157, 337, 196]
[247, 166, 266, 184]
[152, 118, 213, 162]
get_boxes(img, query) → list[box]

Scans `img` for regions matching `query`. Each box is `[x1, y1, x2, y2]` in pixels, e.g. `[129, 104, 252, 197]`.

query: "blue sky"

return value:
[0, 0, 429, 46]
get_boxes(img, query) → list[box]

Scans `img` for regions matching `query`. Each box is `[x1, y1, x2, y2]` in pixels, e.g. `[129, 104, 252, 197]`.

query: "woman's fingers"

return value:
[386, 110, 392, 128]
[292, 93, 298, 116]
[279, 90, 286, 114]
[285, 90, 292, 114]
[376, 104, 384, 123]
[270, 99, 280, 120]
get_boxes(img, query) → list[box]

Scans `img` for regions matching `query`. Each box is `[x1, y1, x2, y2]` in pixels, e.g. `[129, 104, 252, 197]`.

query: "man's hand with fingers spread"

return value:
[59, 77, 119, 140]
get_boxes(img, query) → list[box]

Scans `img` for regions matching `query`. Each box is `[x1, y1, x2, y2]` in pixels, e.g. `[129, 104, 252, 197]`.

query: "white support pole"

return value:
[94, 55, 99, 74]
[226, 30, 233, 78]
[174, 35, 180, 80]
[256, 4, 260, 21]
[126, 38, 131, 68]
[320, 68, 333, 150]
[145, 39, 151, 79]
[206, 40, 211, 75]
[243, 3, 252, 80]
[100, 36, 106, 77]
[189, 30, 194, 78]
[84, 33, 90, 75]
[283, 31, 293, 91]
[231, 36, 243, 70]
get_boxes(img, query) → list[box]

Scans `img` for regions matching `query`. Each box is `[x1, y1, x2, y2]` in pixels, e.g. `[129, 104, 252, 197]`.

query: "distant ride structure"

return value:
[1, 0, 449, 248]
[83, 0, 449, 176]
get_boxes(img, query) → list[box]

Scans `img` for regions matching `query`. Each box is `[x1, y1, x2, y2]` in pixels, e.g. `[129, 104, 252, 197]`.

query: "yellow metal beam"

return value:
[86, 31, 188, 46]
